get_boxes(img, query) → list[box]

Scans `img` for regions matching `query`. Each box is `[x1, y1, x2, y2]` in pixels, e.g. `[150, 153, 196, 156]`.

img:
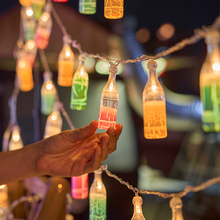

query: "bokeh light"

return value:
[156, 23, 175, 41]
[136, 28, 151, 43]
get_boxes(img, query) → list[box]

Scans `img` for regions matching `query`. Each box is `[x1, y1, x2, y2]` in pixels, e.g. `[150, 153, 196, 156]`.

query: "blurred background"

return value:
[0, 0, 220, 219]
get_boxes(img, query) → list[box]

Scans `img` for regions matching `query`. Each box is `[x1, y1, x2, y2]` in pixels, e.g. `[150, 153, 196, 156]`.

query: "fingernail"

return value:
[109, 127, 116, 136]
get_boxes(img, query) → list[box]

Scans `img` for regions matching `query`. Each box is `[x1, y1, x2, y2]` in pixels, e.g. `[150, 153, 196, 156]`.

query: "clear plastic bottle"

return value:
[41, 71, 56, 115]
[32, 0, 46, 20]
[35, 3, 52, 49]
[70, 54, 89, 110]
[131, 195, 146, 220]
[142, 59, 167, 139]
[104, 0, 124, 19]
[169, 197, 184, 220]
[89, 168, 106, 220]
[9, 126, 24, 151]
[58, 35, 74, 87]
[79, 0, 96, 14]
[44, 102, 63, 138]
[200, 30, 220, 132]
[98, 65, 119, 130]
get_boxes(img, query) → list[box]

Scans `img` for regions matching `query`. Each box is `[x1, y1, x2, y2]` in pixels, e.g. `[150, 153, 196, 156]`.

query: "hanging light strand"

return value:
[101, 164, 220, 198]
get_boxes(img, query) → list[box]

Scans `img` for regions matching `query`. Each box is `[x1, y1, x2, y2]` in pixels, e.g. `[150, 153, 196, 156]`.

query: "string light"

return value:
[70, 54, 89, 110]
[35, 3, 52, 49]
[98, 65, 119, 130]
[131, 195, 146, 220]
[79, 0, 96, 14]
[41, 71, 56, 115]
[32, 0, 46, 21]
[0, 184, 9, 210]
[104, 0, 124, 19]
[89, 168, 107, 220]
[71, 174, 89, 199]
[199, 30, 220, 132]
[142, 59, 167, 139]
[58, 35, 74, 87]
[8, 126, 23, 151]
[169, 197, 184, 220]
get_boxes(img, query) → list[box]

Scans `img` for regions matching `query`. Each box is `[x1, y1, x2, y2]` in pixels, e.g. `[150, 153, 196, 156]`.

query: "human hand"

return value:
[35, 120, 122, 177]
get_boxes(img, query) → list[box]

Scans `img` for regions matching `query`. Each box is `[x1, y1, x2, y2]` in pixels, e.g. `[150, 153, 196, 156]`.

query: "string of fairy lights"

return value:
[1, 0, 220, 219]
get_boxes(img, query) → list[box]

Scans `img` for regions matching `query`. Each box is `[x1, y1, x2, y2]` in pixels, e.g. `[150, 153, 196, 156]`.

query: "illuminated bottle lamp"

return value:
[79, 0, 96, 14]
[32, 0, 46, 20]
[21, 6, 36, 41]
[142, 59, 167, 139]
[19, 0, 32, 6]
[104, 0, 124, 19]
[98, 65, 119, 130]
[169, 197, 184, 220]
[89, 168, 106, 220]
[21, 40, 37, 67]
[53, 0, 68, 2]
[35, 3, 52, 49]
[200, 30, 220, 132]
[41, 71, 56, 115]
[131, 195, 146, 220]
[0, 184, 9, 209]
[44, 103, 63, 138]
[70, 54, 89, 110]
[8, 126, 24, 151]
[71, 174, 89, 199]
[16, 58, 34, 92]
[58, 35, 74, 87]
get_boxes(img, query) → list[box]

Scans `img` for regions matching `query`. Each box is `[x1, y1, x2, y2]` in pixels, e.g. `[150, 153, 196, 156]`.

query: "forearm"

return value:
[0, 143, 38, 185]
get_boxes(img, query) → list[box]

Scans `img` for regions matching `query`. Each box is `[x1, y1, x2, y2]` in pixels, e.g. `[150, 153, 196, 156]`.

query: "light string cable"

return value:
[101, 164, 220, 198]
[50, 2, 220, 66]
[39, 49, 75, 130]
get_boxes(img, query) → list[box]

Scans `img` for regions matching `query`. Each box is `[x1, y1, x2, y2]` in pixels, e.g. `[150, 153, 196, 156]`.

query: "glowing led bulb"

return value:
[32, 0, 46, 20]
[9, 126, 24, 151]
[79, 0, 96, 14]
[98, 65, 119, 130]
[58, 35, 74, 87]
[41, 71, 56, 115]
[35, 3, 52, 49]
[70, 54, 89, 110]
[142, 59, 167, 139]
[200, 30, 220, 132]
[71, 174, 89, 199]
[89, 168, 106, 220]
[104, 0, 124, 19]
[44, 103, 63, 138]
[131, 195, 146, 220]
[169, 197, 184, 220]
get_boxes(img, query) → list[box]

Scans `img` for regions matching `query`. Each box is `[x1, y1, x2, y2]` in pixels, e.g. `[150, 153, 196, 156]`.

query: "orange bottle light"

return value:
[98, 65, 119, 130]
[19, 0, 32, 6]
[53, 0, 68, 2]
[58, 35, 74, 87]
[142, 59, 167, 139]
[71, 174, 89, 199]
[104, 0, 124, 19]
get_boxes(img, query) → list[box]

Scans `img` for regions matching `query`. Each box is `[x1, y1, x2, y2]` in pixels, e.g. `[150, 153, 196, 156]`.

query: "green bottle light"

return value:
[79, 0, 96, 14]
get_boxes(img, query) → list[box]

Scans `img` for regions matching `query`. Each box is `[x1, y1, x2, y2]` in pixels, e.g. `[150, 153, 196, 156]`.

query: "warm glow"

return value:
[12, 132, 20, 141]
[27, 40, 35, 50]
[18, 60, 26, 69]
[26, 8, 33, 16]
[97, 182, 102, 189]
[136, 28, 151, 43]
[157, 23, 175, 40]
[46, 83, 53, 90]
[212, 62, 220, 71]
[109, 82, 113, 91]
[65, 51, 71, 57]
[152, 85, 157, 91]
[58, 184, 63, 189]
[51, 114, 57, 120]
[42, 15, 48, 22]
[104, 0, 124, 19]
[0, 185, 5, 189]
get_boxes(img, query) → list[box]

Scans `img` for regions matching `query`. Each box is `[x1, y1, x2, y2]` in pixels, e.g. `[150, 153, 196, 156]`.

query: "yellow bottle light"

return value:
[19, 0, 32, 6]
[131, 195, 146, 220]
[104, 0, 124, 19]
[142, 59, 167, 139]
[169, 197, 184, 220]
[9, 126, 24, 151]
[0, 184, 9, 210]
[58, 35, 74, 87]
[35, 3, 52, 49]
[44, 103, 63, 138]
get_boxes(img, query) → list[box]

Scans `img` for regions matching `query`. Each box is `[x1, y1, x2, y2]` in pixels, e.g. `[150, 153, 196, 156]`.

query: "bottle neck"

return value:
[206, 42, 220, 60]
[108, 72, 116, 83]
[94, 172, 102, 183]
[133, 204, 143, 215]
[148, 68, 158, 84]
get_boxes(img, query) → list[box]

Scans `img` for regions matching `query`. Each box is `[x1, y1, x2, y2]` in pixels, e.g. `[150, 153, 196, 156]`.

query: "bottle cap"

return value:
[169, 197, 183, 209]
[109, 65, 118, 74]
[132, 196, 143, 205]
[147, 59, 157, 69]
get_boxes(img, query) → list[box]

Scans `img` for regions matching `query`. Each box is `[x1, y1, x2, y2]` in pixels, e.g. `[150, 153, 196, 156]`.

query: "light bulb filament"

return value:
[65, 51, 70, 57]
[13, 133, 20, 141]
[51, 115, 57, 120]
[42, 15, 48, 22]
[212, 62, 220, 71]
[152, 85, 157, 91]
[26, 9, 33, 16]
[46, 83, 53, 90]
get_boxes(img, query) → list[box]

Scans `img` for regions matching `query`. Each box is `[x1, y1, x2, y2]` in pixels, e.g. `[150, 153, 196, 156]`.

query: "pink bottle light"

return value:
[71, 174, 89, 199]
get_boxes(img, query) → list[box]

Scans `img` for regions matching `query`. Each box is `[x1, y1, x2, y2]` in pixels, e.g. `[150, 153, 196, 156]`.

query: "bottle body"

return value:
[131, 196, 146, 220]
[71, 174, 88, 199]
[79, 0, 96, 14]
[32, 0, 46, 20]
[104, 0, 124, 19]
[9, 126, 24, 151]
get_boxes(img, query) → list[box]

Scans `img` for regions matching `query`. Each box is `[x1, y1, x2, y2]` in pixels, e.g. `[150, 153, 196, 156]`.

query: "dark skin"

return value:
[0, 120, 123, 185]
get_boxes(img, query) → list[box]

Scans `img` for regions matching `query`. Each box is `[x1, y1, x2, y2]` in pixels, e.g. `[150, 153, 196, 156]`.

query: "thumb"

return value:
[64, 120, 98, 143]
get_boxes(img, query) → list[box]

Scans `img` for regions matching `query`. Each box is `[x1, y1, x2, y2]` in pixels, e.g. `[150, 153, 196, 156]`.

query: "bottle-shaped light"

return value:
[70, 54, 89, 110]
[16, 58, 34, 92]
[32, 0, 46, 20]
[35, 3, 52, 49]
[41, 71, 56, 115]
[71, 174, 89, 199]
[142, 59, 167, 139]
[21, 40, 37, 67]
[79, 0, 96, 14]
[58, 35, 74, 87]
[19, 0, 32, 6]
[104, 0, 124, 19]
[200, 30, 220, 132]
[131, 195, 146, 220]
[169, 197, 184, 220]
[44, 103, 63, 138]
[98, 65, 119, 130]
[0, 184, 9, 209]
[89, 168, 106, 220]
[9, 126, 24, 151]
[53, 0, 68, 2]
